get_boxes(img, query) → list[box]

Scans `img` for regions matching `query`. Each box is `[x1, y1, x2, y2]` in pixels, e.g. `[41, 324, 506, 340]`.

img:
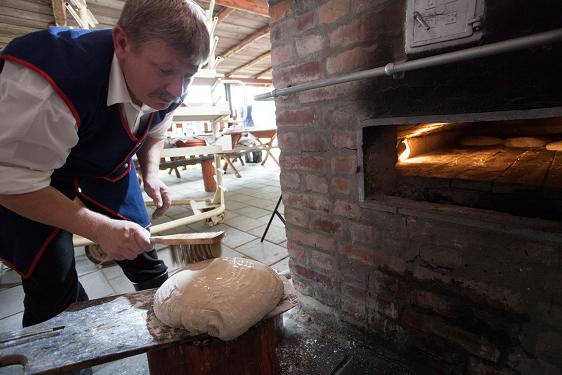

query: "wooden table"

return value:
[160, 139, 216, 192]
[222, 128, 279, 178]
[0, 277, 297, 374]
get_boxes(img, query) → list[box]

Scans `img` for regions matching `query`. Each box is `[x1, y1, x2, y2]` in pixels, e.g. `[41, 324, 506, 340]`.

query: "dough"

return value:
[153, 257, 284, 341]
[458, 136, 503, 146]
[546, 140, 562, 151]
[503, 137, 550, 148]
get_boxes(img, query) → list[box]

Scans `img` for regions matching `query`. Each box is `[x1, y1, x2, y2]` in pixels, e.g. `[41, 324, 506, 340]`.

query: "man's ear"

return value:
[112, 26, 129, 58]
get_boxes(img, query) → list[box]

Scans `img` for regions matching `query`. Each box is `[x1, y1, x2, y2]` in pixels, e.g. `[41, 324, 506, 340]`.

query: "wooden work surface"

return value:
[0, 277, 297, 375]
[397, 146, 562, 188]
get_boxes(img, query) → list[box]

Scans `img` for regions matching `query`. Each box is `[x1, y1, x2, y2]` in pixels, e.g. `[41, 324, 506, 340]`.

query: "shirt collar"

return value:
[107, 54, 157, 113]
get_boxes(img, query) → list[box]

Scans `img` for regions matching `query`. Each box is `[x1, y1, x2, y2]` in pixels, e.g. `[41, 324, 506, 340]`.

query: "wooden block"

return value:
[147, 317, 279, 375]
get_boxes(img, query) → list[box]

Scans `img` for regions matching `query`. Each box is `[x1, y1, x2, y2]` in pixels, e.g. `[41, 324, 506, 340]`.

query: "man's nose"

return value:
[166, 76, 187, 99]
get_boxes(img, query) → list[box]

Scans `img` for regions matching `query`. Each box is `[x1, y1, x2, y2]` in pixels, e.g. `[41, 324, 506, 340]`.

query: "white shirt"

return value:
[0, 55, 173, 194]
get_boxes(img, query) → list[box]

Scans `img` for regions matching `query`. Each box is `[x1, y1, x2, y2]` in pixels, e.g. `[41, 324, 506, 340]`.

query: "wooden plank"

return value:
[216, 7, 235, 22]
[0, 277, 297, 374]
[253, 67, 272, 78]
[214, 21, 260, 35]
[455, 148, 523, 181]
[50, 0, 66, 26]
[220, 24, 269, 60]
[210, 0, 269, 16]
[0, 6, 54, 23]
[0, 21, 43, 35]
[544, 151, 562, 188]
[87, 3, 121, 19]
[496, 149, 555, 186]
[397, 148, 471, 178]
[227, 50, 270, 76]
[86, 0, 125, 11]
[3, 0, 53, 15]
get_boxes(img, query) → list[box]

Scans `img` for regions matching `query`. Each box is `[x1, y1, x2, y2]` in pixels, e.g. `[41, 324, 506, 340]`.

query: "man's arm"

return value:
[0, 187, 151, 260]
[136, 136, 171, 219]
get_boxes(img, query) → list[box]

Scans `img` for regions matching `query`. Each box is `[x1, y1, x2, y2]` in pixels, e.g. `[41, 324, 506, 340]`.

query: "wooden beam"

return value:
[253, 67, 272, 78]
[214, 0, 269, 16]
[216, 7, 235, 22]
[227, 51, 271, 76]
[221, 25, 269, 61]
[51, 0, 67, 26]
[225, 77, 272, 86]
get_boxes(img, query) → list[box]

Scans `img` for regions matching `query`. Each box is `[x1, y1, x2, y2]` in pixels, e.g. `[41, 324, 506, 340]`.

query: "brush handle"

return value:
[150, 231, 224, 245]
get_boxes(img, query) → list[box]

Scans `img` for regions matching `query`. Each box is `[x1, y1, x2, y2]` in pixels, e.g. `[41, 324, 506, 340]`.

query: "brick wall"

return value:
[268, 0, 562, 373]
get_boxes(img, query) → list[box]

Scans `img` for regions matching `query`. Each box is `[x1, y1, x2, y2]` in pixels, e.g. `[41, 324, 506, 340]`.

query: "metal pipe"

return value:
[254, 28, 562, 101]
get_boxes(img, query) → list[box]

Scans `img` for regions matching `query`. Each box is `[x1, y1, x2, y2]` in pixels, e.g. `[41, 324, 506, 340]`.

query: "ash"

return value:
[278, 308, 419, 375]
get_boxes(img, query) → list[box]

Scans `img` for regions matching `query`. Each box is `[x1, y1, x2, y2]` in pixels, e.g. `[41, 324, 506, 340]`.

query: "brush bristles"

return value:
[170, 242, 222, 265]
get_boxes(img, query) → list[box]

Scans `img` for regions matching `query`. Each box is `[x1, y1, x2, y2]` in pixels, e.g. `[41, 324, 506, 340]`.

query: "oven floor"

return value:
[397, 146, 562, 187]
[395, 146, 562, 220]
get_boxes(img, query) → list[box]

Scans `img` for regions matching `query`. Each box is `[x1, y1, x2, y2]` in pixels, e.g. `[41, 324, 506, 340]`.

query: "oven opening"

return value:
[363, 116, 562, 221]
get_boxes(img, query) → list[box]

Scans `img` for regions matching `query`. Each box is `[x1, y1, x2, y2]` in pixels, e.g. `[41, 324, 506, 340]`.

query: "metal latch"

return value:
[413, 11, 431, 30]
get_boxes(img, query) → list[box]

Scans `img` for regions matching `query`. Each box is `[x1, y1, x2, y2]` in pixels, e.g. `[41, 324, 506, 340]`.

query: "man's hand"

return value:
[143, 174, 171, 220]
[0, 187, 152, 261]
[94, 219, 152, 261]
[136, 136, 170, 220]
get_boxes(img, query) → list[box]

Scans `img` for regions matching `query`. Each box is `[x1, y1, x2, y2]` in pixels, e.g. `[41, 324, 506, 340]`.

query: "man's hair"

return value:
[117, 0, 210, 65]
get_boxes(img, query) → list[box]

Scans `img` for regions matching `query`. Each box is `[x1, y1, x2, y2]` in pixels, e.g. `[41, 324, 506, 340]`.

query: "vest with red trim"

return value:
[0, 27, 182, 278]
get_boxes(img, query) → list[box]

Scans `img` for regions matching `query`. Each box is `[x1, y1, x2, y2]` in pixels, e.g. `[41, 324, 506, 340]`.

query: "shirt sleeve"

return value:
[0, 61, 78, 194]
[148, 110, 173, 139]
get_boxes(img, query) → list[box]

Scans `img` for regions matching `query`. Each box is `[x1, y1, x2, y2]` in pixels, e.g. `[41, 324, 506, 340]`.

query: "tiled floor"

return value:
[0, 156, 286, 335]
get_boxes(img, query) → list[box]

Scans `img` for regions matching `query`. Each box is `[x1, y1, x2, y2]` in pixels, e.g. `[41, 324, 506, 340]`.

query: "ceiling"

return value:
[0, 0, 272, 84]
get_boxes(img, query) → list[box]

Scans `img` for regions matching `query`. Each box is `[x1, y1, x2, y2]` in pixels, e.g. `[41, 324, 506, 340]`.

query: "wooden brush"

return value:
[83, 232, 224, 266]
[150, 232, 224, 265]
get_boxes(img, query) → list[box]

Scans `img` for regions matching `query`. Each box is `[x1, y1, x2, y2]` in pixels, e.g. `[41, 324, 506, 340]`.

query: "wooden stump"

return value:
[147, 316, 279, 375]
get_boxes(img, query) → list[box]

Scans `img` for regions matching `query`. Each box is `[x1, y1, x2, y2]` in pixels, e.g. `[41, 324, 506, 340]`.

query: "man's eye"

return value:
[159, 68, 173, 75]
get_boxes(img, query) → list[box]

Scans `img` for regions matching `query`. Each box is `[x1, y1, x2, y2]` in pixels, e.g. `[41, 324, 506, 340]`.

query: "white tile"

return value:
[0, 286, 24, 319]
[221, 226, 257, 249]
[0, 269, 21, 287]
[79, 270, 114, 299]
[0, 311, 23, 332]
[101, 265, 123, 281]
[248, 224, 287, 244]
[108, 275, 135, 295]
[236, 206, 271, 219]
[271, 257, 290, 274]
[223, 215, 268, 232]
[235, 239, 288, 266]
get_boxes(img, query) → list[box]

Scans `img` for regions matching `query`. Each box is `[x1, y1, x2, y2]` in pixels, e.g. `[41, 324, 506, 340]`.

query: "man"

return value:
[0, 0, 210, 327]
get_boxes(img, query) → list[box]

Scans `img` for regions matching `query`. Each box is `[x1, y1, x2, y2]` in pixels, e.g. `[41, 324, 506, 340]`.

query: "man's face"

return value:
[113, 27, 199, 110]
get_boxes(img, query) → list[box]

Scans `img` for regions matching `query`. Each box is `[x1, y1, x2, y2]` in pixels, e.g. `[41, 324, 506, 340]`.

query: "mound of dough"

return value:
[458, 136, 503, 146]
[546, 140, 562, 151]
[503, 137, 550, 148]
[153, 257, 284, 341]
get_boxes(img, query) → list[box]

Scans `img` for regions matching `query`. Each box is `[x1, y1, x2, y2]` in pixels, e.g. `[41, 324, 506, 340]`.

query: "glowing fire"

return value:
[399, 139, 411, 161]
[406, 122, 449, 138]
[398, 122, 450, 161]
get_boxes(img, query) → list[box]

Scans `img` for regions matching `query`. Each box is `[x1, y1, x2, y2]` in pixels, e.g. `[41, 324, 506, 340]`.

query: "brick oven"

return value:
[267, 0, 562, 373]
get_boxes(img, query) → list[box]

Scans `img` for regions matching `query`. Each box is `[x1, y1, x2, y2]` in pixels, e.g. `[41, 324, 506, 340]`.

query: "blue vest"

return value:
[0, 27, 181, 277]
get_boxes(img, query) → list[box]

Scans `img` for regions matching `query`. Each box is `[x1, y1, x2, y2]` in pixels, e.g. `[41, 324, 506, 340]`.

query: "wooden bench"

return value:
[0, 278, 297, 374]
